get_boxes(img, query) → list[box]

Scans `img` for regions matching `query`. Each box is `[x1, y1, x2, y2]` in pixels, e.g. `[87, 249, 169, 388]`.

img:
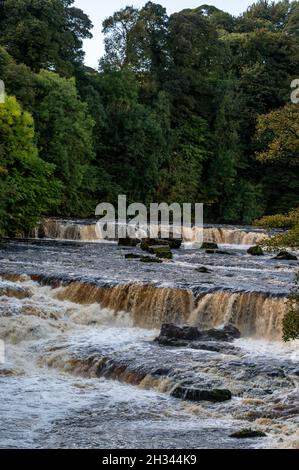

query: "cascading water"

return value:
[0, 232, 298, 449]
[36, 218, 270, 246]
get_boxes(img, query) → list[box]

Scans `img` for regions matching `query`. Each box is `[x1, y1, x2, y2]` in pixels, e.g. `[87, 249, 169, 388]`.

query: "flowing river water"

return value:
[0, 219, 298, 449]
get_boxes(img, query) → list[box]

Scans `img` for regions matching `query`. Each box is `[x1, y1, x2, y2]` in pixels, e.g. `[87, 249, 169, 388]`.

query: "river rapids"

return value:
[0, 220, 298, 449]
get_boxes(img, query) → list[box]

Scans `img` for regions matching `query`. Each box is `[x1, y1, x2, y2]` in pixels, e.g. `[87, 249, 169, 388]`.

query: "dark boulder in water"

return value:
[247, 245, 264, 256]
[195, 266, 211, 273]
[230, 429, 266, 439]
[201, 324, 241, 342]
[167, 238, 182, 249]
[139, 256, 163, 263]
[147, 245, 173, 259]
[201, 242, 219, 250]
[118, 238, 140, 247]
[205, 249, 232, 255]
[159, 323, 200, 341]
[140, 238, 169, 251]
[171, 386, 232, 402]
[273, 251, 297, 261]
[156, 323, 241, 345]
[125, 253, 142, 259]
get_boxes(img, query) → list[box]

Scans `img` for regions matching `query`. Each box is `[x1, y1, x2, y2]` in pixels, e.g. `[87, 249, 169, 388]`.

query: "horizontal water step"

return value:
[32, 218, 271, 246]
[1, 272, 287, 340]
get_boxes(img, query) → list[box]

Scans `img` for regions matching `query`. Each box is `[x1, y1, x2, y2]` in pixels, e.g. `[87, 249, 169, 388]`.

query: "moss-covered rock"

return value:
[140, 238, 169, 251]
[247, 245, 264, 256]
[230, 429, 266, 439]
[148, 245, 173, 259]
[125, 253, 142, 259]
[274, 251, 297, 261]
[139, 256, 163, 264]
[118, 238, 140, 247]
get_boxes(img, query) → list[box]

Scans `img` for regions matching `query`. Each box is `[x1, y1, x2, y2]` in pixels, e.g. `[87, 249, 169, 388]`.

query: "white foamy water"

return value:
[0, 231, 298, 449]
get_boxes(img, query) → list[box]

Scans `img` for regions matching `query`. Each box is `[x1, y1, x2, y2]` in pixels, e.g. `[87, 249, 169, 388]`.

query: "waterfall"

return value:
[46, 279, 286, 340]
[37, 218, 269, 246]
[202, 227, 268, 245]
[189, 291, 286, 340]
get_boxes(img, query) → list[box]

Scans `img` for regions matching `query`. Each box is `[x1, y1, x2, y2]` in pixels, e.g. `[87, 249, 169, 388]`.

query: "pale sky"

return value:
[74, 1, 268, 68]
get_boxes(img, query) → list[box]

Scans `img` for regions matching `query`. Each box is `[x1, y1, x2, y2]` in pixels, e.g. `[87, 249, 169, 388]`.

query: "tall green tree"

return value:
[0, 0, 93, 76]
[32, 70, 95, 215]
[255, 104, 299, 214]
[0, 96, 59, 235]
[93, 69, 169, 205]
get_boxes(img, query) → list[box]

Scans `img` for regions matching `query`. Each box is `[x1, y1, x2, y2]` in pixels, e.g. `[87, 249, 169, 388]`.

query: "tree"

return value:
[160, 116, 211, 205]
[0, 0, 93, 76]
[93, 69, 169, 205]
[236, 0, 294, 32]
[256, 104, 299, 166]
[101, 6, 139, 71]
[32, 70, 95, 215]
[285, 1, 299, 39]
[101, 2, 168, 74]
[255, 104, 299, 215]
[0, 96, 59, 235]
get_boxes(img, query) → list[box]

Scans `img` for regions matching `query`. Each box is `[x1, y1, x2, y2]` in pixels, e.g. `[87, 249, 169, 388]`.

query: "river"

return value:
[0, 219, 298, 449]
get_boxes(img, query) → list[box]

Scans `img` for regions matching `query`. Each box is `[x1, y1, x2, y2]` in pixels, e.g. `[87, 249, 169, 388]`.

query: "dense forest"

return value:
[0, 0, 298, 236]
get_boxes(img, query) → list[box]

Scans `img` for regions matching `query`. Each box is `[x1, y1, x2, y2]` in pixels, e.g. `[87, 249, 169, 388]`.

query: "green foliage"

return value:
[0, 0, 298, 231]
[161, 116, 211, 204]
[256, 105, 299, 166]
[90, 69, 169, 205]
[0, 96, 59, 235]
[255, 208, 299, 229]
[255, 208, 299, 248]
[32, 70, 95, 215]
[255, 105, 299, 216]
[0, 0, 92, 76]
[283, 274, 299, 341]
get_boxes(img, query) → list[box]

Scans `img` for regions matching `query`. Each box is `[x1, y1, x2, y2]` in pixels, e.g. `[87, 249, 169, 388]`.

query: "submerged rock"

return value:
[274, 251, 297, 261]
[139, 256, 163, 264]
[195, 266, 211, 273]
[201, 242, 219, 250]
[140, 238, 169, 251]
[171, 386, 232, 402]
[147, 245, 173, 260]
[230, 429, 266, 439]
[167, 238, 182, 250]
[156, 323, 241, 345]
[125, 253, 142, 259]
[247, 245, 264, 256]
[118, 238, 140, 247]
[204, 249, 232, 255]
[159, 323, 200, 341]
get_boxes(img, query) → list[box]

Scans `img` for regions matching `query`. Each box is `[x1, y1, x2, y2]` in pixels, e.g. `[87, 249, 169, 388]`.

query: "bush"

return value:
[254, 207, 299, 249]
[0, 96, 59, 236]
[283, 274, 299, 342]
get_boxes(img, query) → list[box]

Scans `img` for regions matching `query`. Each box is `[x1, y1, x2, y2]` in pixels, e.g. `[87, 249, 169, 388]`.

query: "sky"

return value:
[74, 1, 264, 69]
